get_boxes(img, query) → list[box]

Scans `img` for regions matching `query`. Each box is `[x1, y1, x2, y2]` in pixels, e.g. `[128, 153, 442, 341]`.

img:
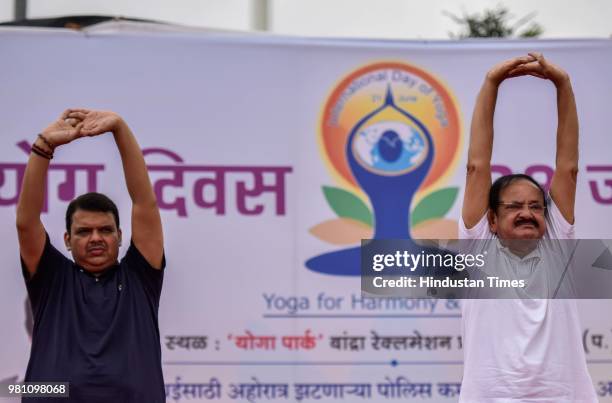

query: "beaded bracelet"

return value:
[31, 143, 53, 160]
[37, 133, 55, 151]
[31, 146, 51, 160]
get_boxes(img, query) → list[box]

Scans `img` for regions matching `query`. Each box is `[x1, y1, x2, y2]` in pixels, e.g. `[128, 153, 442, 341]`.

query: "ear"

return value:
[487, 210, 498, 234]
[118, 228, 123, 246]
[64, 232, 71, 251]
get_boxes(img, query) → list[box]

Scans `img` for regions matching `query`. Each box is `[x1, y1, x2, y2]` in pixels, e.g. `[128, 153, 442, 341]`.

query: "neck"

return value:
[77, 261, 118, 276]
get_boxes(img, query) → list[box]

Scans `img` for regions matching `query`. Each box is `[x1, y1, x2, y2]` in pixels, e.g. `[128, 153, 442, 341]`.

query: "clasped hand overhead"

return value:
[41, 108, 124, 149]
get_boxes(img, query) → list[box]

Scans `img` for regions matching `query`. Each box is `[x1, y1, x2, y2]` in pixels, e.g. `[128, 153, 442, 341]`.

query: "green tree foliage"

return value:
[444, 6, 543, 38]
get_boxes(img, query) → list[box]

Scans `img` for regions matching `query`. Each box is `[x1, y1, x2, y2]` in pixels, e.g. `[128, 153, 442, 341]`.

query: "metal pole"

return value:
[14, 0, 27, 21]
[251, 0, 269, 31]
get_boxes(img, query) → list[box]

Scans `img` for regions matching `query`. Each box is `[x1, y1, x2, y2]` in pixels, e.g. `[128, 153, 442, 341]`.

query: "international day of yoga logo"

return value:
[307, 62, 462, 276]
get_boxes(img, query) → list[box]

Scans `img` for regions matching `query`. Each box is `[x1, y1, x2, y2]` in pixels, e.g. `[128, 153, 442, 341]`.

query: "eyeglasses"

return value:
[497, 202, 546, 214]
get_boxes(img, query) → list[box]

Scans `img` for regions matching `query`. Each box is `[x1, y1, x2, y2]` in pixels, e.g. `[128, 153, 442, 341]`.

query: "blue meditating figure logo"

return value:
[306, 86, 434, 275]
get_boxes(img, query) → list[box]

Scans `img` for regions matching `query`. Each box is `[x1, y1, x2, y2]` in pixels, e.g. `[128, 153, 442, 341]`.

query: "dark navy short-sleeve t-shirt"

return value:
[21, 235, 165, 403]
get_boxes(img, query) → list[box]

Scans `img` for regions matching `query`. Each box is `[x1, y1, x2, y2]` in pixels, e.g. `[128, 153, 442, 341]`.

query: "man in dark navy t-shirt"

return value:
[16, 109, 165, 402]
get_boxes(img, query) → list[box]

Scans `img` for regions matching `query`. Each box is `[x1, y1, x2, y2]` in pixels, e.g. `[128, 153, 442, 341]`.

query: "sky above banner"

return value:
[1, 0, 612, 39]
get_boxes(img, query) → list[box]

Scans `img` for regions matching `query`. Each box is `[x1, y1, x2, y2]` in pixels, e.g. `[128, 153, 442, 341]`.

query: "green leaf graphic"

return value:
[411, 187, 459, 227]
[323, 186, 373, 227]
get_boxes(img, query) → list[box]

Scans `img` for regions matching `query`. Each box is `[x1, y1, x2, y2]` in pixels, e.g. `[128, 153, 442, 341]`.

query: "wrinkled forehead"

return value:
[71, 209, 117, 228]
[499, 179, 545, 203]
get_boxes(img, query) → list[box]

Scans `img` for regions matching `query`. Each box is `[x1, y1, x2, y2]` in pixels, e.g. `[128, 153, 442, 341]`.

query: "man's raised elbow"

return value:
[15, 208, 28, 232]
[557, 164, 579, 181]
[16, 215, 33, 234]
[466, 160, 490, 175]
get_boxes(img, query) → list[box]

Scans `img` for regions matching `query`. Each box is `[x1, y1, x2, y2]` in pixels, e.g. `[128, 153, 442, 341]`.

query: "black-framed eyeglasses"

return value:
[497, 202, 546, 214]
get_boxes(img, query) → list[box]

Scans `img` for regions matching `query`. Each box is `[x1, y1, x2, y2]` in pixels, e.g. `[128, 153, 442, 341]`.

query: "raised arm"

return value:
[507, 53, 578, 223]
[549, 78, 578, 223]
[16, 111, 84, 276]
[462, 55, 535, 228]
[68, 109, 164, 268]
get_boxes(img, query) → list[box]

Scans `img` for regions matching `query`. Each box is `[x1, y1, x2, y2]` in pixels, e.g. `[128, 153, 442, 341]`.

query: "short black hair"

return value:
[65, 192, 120, 233]
[489, 174, 547, 215]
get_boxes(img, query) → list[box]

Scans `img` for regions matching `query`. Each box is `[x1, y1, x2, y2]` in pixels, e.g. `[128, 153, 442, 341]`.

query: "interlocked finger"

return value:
[64, 117, 79, 127]
[68, 111, 88, 121]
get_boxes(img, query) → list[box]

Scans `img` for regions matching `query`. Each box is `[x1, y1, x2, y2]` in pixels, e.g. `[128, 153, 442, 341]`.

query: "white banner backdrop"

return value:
[1, 24, 611, 401]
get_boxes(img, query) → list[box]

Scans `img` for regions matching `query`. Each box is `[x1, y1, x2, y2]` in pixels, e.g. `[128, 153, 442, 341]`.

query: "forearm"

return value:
[467, 79, 498, 168]
[16, 138, 51, 229]
[112, 120, 156, 206]
[554, 78, 579, 172]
